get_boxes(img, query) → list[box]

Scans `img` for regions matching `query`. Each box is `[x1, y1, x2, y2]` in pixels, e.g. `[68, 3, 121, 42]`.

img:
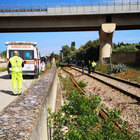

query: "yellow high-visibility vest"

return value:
[10, 56, 23, 72]
[91, 61, 96, 67]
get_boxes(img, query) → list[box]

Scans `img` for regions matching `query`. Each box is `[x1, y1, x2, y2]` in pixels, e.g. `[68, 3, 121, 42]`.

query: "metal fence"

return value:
[0, 0, 140, 14]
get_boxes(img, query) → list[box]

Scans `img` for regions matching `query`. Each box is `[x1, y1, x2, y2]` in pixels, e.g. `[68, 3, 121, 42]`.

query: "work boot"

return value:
[17, 92, 22, 95]
[11, 92, 18, 96]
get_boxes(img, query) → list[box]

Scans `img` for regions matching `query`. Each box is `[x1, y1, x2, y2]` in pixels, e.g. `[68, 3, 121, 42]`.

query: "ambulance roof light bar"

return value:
[5, 41, 37, 46]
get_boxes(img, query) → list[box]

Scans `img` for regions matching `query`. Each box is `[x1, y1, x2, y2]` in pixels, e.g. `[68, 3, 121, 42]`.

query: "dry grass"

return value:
[96, 64, 140, 84]
[0, 67, 7, 72]
[114, 68, 140, 84]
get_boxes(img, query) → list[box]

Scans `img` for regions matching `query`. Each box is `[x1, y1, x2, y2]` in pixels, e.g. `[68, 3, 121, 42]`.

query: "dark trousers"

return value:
[88, 66, 91, 74]
[92, 67, 95, 73]
[82, 67, 84, 75]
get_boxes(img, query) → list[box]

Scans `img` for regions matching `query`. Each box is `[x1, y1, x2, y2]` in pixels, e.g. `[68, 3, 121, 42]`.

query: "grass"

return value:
[77, 80, 87, 87]
[48, 74, 139, 140]
[60, 75, 76, 93]
[95, 64, 109, 74]
[42, 62, 52, 75]
[114, 68, 140, 84]
[95, 63, 140, 84]
[0, 67, 7, 72]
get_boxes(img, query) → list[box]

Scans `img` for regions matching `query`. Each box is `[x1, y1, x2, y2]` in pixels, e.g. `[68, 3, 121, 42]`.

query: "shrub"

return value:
[48, 90, 138, 140]
[95, 64, 109, 74]
[77, 80, 87, 87]
[108, 63, 127, 74]
[0, 67, 7, 72]
[113, 45, 139, 53]
[48, 77, 138, 140]
[46, 62, 51, 69]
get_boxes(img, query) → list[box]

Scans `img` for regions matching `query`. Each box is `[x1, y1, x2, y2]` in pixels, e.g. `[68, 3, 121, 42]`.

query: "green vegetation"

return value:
[48, 76, 139, 140]
[114, 68, 140, 84]
[56, 40, 140, 65]
[95, 63, 140, 83]
[95, 64, 109, 74]
[0, 50, 6, 58]
[59, 39, 99, 64]
[46, 62, 51, 69]
[60, 76, 75, 93]
[113, 45, 139, 53]
[112, 42, 140, 53]
[0, 67, 7, 72]
[56, 39, 140, 83]
[41, 62, 52, 75]
[108, 63, 127, 74]
[77, 80, 87, 87]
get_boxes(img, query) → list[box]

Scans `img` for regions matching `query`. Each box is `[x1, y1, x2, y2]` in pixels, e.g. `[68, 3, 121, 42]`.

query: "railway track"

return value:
[61, 66, 140, 134]
[71, 66, 140, 102]
[61, 67, 123, 133]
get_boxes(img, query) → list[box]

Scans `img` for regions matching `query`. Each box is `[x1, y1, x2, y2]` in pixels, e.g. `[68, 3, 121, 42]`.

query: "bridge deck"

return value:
[0, 3, 140, 16]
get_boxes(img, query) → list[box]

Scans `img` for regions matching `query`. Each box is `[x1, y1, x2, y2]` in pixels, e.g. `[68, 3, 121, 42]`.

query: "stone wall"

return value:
[111, 51, 140, 64]
[0, 63, 57, 140]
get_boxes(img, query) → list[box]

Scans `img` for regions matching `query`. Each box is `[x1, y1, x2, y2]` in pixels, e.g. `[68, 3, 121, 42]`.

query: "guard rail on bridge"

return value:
[0, 0, 140, 16]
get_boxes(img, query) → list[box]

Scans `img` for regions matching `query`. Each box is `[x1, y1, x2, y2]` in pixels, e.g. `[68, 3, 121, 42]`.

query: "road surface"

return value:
[0, 71, 36, 112]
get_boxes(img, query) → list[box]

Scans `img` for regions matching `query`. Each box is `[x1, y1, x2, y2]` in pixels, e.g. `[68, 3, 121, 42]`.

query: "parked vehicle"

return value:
[6, 41, 42, 78]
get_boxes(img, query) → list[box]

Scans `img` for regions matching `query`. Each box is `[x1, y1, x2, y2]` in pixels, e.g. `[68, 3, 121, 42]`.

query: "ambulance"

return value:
[6, 41, 42, 78]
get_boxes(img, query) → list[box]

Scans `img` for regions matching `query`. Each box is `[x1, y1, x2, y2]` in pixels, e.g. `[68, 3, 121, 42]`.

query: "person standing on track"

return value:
[91, 60, 96, 74]
[88, 60, 92, 74]
[81, 60, 85, 75]
[8, 51, 24, 95]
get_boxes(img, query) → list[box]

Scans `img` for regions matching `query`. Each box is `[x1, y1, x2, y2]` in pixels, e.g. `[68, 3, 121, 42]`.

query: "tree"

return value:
[61, 45, 70, 62]
[76, 39, 100, 64]
[71, 41, 76, 51]
[0, 50, 6, 58]
[55, 54, 59, 60]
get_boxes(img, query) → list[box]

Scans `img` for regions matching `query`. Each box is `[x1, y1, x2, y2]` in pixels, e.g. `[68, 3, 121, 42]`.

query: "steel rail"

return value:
[61, 67, 86, 94]
[61, 67, 123, 133]
[75, 66, 140, 88]
[95, 71, 140, 88]
[71, 66, 140, 102]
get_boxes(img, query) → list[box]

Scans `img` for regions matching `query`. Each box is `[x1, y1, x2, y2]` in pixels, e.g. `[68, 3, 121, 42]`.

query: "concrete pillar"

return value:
[99, 23, 116, 63]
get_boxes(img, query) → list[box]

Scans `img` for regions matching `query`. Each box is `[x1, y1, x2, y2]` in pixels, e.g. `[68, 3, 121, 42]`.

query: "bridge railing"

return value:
[0, 0, 140, 14]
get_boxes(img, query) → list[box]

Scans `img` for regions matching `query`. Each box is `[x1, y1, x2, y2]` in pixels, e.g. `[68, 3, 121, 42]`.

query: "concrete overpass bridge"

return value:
[0, 0, 140, 62]
[0, 1, 140, 139]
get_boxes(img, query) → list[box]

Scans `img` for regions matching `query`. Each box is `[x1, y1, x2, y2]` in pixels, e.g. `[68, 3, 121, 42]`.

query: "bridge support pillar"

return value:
[99, 23, 116, 63]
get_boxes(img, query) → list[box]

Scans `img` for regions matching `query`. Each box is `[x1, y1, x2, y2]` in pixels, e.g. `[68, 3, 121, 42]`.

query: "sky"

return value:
[0, 30, 140, 55]
[0, 0, 140, 55]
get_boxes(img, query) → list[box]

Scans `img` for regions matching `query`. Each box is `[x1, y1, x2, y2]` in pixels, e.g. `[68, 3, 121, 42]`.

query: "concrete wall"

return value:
[111, 51, 140, 64]
[0, 63, 57, 140]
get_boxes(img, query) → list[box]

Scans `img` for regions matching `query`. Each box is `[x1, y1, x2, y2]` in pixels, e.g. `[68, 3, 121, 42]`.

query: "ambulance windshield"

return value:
[9, 50, 34, 60]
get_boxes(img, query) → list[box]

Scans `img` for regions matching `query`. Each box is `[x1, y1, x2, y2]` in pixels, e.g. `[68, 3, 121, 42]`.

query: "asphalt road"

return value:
[0, 71, 35, 112]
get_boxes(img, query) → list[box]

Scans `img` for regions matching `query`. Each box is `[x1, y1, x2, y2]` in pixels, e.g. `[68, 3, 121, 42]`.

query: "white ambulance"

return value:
[6, 41, 42, 78]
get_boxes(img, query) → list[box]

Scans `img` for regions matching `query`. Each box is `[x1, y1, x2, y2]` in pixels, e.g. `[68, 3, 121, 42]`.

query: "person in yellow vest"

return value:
[8, 51, 24, 95]
[91, 60, 96, 74]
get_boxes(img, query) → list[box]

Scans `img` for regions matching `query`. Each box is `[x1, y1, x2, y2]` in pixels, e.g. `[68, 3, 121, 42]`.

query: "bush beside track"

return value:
[48, 70, 139, 140]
